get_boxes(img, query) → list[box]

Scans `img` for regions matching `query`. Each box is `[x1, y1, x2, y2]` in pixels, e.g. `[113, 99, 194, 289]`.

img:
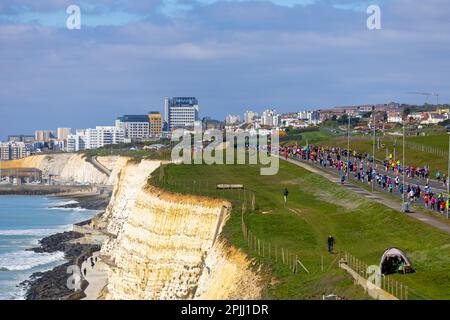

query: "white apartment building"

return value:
[66, 129, 87, 152]
[262, 109, 280, 127]
[0, 141, 27, 160]
[244, 110, 258, 123]
[115, 115, 150, 140]
[85, 126, 125, 149]
[66, 127, 124, 152]
[298, 110, 321, 125]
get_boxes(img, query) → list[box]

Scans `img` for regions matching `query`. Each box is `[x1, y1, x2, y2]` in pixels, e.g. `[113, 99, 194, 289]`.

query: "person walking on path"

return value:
[283, 188, 289, 205]
[327, 235, 335, 253]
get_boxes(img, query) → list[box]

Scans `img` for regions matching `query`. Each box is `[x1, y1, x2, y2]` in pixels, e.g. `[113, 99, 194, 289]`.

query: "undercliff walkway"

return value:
[85, 156, 112, 176]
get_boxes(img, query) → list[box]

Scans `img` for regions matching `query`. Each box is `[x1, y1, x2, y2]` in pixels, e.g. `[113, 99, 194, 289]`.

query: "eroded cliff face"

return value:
[98, 159, 162, 255]
[0, 154, 114, 185]
[101, 179, 263, 300]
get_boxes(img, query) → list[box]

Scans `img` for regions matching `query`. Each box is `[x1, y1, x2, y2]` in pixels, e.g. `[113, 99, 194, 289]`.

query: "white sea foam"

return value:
[0, 250, 65, 271]
[49, 206, 87, 212]
[0, 225, 72, 236]
[48, 200, 79, 207]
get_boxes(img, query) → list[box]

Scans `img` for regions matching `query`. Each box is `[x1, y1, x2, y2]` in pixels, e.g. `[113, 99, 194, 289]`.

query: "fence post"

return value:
[282, 248, 285, 264]
[321, 255, 324, 272]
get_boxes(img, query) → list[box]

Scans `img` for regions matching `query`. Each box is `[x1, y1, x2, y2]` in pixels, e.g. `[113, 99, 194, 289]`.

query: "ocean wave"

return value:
[48, 206, 87, 212]
[0, 250, 65, 271]
[0, 225, 72, 236]
[48, 200, 79, 207]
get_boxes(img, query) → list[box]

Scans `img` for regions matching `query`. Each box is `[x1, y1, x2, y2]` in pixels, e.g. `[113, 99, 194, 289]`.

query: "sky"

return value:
[0, 0, 449, 139]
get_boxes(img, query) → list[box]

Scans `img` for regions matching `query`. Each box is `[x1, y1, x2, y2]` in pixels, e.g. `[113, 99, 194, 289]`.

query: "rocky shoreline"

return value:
[22, 231, 101, 300]
[19, 190, 111, 300]
[50, 187, 112, 211]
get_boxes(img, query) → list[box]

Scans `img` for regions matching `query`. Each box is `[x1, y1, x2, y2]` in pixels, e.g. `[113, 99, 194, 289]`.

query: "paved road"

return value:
[281, 155, 450, 235]
[284, 150, 449, 214]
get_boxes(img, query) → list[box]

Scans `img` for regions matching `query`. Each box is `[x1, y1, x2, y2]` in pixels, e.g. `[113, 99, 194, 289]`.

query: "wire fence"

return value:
[340, 251, 409, 300]
[404, 141, 448, 158]
[240, 202, 310, 274]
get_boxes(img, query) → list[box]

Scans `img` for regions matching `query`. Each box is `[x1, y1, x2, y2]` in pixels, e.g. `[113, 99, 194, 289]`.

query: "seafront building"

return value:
[34, 130, 55, 142]
[85, 126, 125, 149]
[164, 97, 199, 131]
[0, 141, 28, 160]
[66, 127, 124, 151]
[66, 130, 87, 152]
[115, 115, 150, 140]
[57, 128, 72, 141]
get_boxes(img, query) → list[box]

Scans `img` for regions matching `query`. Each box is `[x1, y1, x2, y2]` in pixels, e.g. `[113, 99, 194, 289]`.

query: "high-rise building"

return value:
[262, 109, 280, 127]
[35, 130, 55, 142]
[57, 128, 72, 141]
[148, 111, 163, 137]
[244, 111, 258, 124]
[115, 115, 150, 140]
[85, 126, 125, 149]
[66, 127, 124, 152]
[66, 130, 87, 152]
[0, 141, 27, 160]
[164, 97, 199, 130]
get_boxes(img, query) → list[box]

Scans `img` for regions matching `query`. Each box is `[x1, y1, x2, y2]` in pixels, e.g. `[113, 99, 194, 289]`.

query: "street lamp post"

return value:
[402, 118, 406, 210]
[447, 132, 450, 219]
[347, 112, 351, 181]
[372, 108, 376, 192]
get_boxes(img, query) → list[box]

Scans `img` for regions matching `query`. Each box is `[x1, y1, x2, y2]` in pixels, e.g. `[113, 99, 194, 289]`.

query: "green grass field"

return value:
[150, 157, 450, 300]
[281, 130, 338, 147]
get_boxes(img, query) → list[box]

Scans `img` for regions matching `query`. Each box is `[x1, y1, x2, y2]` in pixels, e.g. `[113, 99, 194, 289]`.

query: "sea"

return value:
[0, 195, 99, 300]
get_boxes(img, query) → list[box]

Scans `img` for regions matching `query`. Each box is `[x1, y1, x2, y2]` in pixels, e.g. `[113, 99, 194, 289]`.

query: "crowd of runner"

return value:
[279, 144, 449, 214]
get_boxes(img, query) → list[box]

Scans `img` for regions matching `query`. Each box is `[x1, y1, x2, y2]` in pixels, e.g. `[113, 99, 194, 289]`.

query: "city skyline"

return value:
[1, 0, 449, 139]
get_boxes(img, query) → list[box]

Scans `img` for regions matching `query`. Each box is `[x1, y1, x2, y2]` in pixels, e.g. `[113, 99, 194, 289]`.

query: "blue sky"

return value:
[0, 0, 449, 139]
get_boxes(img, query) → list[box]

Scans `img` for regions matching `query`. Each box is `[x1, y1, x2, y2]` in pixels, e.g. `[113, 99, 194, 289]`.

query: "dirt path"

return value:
[284, 157, 450, 235]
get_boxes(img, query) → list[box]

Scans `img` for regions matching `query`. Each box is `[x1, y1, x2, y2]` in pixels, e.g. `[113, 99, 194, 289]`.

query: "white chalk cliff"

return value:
[2, 153, 263, 299]
[97, 159, 262, 300]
